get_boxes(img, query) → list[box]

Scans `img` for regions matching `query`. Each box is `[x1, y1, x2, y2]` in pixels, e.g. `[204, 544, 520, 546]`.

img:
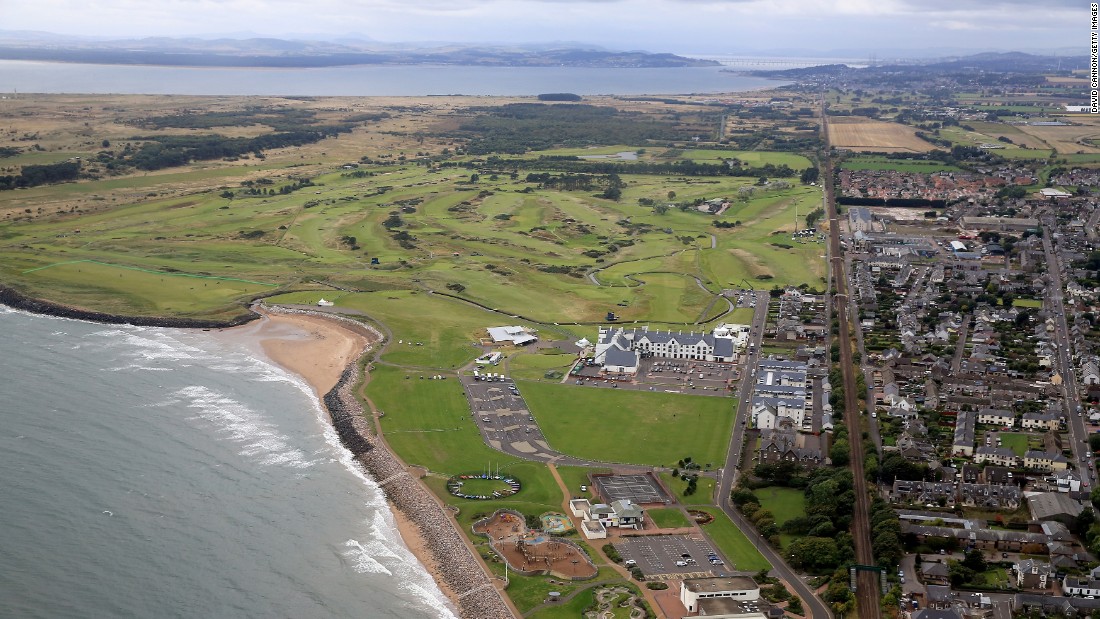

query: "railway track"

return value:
[821, 102, 882, 619]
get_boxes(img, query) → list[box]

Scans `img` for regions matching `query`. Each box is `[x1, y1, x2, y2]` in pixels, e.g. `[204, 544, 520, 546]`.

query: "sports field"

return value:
[519, 381, 735, 467]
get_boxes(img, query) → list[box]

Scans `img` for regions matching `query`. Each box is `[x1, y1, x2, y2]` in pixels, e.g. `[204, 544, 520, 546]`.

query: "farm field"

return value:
[1016, 121, 1100, 154]
[826, 117, 934, 153]
[937, 126, 1052, 159]
[519, 381, 735, 467]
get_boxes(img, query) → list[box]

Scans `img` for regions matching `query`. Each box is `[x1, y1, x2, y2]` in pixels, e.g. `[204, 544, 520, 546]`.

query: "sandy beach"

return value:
[219, 308, 501, 618]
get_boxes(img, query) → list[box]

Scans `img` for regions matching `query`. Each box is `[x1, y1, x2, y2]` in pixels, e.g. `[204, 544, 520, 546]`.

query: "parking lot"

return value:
[464, 376, 548, 454]
[614, 534, 730, 578]
[567, 358, 739, 397]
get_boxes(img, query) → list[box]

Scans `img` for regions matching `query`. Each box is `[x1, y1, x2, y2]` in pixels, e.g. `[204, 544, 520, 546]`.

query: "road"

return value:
[716, 291, 832, 619]
[821, 103, 882, 619]
[1040, 223, 1094, 489]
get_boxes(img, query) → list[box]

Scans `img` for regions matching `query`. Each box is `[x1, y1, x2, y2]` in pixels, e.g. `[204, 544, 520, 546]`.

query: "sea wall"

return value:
[274, 305, 516, 619]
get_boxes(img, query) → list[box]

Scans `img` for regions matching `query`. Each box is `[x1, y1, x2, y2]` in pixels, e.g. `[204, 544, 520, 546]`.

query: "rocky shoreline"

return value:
[278, 305, 515, 619]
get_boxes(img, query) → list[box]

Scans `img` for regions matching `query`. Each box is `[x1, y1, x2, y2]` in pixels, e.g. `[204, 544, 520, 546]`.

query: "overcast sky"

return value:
[4, 0, 1086, 57]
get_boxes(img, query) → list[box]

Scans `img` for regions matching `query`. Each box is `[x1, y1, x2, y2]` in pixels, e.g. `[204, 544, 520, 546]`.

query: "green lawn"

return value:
[659, 472, 717, 504]
[754, 487, 806, 526]
[15, 258, 274, 320]
[648, 507, 692, 529]
[998, 432, 1032, 457]
[556, 466, 610, 501]
[507, 350, 578, 382]
[520, 381, 736, 467]
[1011, 298, 1043, 308]
[368, 365, 522, 472]
[695, 507, 770, 572]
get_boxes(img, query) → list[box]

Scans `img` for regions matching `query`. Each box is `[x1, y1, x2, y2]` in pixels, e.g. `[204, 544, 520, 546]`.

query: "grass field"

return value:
[368, 365, 521, 472]
[648, 507, 692, 529]
[755, 486, 806, 526]
[998, 432, 1031, 457]
[839, 156, 961, 173]
[660, 472, 717, 504]
[520, 381, 735, 467]
[695, 507, 770, 572]
[827, 117, 934, 153]
[1011, 298, 1043, 308]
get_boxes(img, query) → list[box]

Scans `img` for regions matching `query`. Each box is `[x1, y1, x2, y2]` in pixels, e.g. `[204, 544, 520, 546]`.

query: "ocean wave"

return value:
[342, 539, 393, 575]
[103, 363, 172, 372]
[175, 385, 318, 469]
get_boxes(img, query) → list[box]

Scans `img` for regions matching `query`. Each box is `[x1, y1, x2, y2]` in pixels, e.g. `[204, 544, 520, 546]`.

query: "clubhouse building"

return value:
[593, 324, 747, 374]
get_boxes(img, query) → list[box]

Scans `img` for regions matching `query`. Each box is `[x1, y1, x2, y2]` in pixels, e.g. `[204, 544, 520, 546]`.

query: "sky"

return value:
[2, 0, 1087, 57]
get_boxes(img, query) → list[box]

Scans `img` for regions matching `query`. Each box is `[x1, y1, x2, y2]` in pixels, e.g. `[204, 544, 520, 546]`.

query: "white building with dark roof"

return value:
[594, 325, 738, 374]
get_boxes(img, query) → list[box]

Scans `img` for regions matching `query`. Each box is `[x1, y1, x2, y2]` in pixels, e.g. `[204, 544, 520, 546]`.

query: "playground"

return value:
[474, 510, 597, 579]
[540, 512, 574, 534]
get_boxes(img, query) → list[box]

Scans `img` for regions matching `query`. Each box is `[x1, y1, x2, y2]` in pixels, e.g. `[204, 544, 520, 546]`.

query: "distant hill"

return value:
[748, 52, 1087, 78]
[0, 32, 718, 68]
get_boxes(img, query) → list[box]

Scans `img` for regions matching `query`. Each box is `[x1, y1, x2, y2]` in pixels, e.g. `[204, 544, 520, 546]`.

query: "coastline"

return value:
[222, 305, 516, 619]
[0, 289, 515, 619]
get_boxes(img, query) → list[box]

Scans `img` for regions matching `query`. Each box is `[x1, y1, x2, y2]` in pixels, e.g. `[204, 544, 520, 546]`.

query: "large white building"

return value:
[593, 324, 743, 374]
[680, 577, 760, 614]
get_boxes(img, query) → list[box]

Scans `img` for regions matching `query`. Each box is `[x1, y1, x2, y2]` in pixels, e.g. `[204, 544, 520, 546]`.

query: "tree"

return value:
[829, 438, 850, 467]
[654, 203, 669, 215]
[948, 561, 975, 587]
[469, 173, 480, 183]
[667, 190, 676, 200]
[788, 536, 840, 570]
[961, 549, 986, 573]
[799, 166, 819, 184]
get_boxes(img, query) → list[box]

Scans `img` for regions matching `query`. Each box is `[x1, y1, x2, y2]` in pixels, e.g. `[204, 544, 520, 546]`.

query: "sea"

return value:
[0, 59, 785, 96]
[0, 307, 456, 619]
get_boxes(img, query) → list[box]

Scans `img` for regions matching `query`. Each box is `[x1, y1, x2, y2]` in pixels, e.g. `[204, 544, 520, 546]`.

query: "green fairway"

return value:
[648, 507, 692, 529]
[16, 258, 273, 319]
[755, 487, 806, 526]
[520, 381, 735, 467]
[695, 507, 770, 572]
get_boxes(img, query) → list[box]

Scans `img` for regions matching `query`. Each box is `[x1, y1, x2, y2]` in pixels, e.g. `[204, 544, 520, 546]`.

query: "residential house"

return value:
[953, 410, 976, 456]
[758, 421, 826, 468]
[1024, 450, 1069, 473]
[1022, 411, 1062, 431]
[974, 446, 1019, 468]
[977, 408, 1014, 427]
[1064, 576, 1100, 597]
[921, 561, 950, 586]
[1015, 559, 1053, 590]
